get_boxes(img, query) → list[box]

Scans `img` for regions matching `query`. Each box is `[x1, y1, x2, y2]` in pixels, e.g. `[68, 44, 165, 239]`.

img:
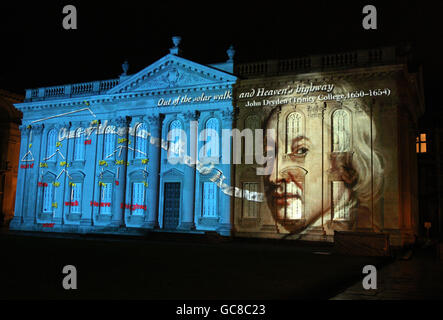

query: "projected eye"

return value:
[290, 146, 309, 158]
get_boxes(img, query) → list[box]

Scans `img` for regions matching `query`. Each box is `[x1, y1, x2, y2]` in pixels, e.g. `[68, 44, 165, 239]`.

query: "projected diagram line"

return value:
[30, 108, 96, 124]
[105, 145, 147, 159]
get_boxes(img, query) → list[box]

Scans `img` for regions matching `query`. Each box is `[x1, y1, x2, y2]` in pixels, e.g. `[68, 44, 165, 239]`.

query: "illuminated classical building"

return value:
[10, 40, 425, 248]
[10, 38, 236, 236]
[232, 46, 424, 247]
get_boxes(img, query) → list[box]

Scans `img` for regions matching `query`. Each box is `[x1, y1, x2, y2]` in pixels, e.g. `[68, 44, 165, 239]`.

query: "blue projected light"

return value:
[11, 41, 236, 237]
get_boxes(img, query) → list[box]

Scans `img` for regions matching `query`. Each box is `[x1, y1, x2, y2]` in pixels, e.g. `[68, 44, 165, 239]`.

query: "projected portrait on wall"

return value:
[263, 87, 385, 236]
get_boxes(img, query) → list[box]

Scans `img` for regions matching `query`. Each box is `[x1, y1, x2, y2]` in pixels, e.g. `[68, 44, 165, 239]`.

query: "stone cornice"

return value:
[234, 64, 406, 90]
[111, 54, 237, 94]
[14, 84, 235, 112]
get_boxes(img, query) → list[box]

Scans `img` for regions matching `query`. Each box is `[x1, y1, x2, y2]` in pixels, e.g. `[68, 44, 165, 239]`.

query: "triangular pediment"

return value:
[108, 54, 236, 94]
[163, 168, 184, 178]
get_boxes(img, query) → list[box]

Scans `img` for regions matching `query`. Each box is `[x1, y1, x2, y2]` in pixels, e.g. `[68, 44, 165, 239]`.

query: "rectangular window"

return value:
[43, 183, 54, 213]
[242, 182, 259, 218]
[202, 182, 217, 218]
[132, 182, 145, 216]
[70, 183, 82, 214]
[100, 183, 112, 214]
[416, 133, 427, 153]
[332, 181, 349, 220]
[284, 181, 303, 220]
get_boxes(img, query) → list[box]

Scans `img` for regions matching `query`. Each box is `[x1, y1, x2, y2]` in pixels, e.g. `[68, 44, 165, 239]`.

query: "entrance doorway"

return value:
[163, 182, 180, 229]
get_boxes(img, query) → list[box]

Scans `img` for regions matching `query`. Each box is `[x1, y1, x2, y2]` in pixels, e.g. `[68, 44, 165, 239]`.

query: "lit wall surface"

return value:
[233, 66, 422, 246]
[10, 53, 236, 236]
[10, 47, 423, 246]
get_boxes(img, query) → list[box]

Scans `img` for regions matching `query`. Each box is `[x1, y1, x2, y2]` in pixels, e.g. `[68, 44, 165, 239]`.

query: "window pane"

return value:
[332, 181, 349, 220]
[135, 123, 148, 159]
[104, 126, 116, 159]
[168, 120, 183, 158]
[285, 182, 303, 220]
[47, 129, 57, 160]
[420, 133, 426, 142]
[202, 182, 217, 218]
[287, 113, 303, 154]
[100, 184, 112, 214]
[132, 182, 145, 215]
[74, 128, 85, 161]
[71, 183, 82, 213]
[332, 110, 350, 152]
[204, 118, 219, 158]
[43, 183, 54, 213]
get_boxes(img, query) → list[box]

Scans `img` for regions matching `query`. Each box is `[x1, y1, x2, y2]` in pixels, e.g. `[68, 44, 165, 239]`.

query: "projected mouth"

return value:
[273, 192, 301, 206]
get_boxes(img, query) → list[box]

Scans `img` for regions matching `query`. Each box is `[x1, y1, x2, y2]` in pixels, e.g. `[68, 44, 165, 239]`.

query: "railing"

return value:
[24, 46, 399, 102]
[236, 46, 397, 77]
[25, 78, 120, 102]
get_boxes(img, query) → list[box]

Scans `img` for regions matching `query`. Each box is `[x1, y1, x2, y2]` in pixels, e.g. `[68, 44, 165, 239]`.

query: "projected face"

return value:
[265, 108, 337, 233]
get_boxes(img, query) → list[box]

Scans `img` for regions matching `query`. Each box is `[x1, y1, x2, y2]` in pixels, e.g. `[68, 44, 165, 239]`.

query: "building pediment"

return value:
[163, 167, 184, 178]
[108, 54, 236, 94]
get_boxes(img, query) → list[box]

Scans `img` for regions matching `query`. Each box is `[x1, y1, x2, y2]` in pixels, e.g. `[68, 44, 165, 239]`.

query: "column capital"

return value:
[147, 114, 162, 127]
[221, 109, 236, 121]
[115, 116, 129, 126]
[51, 123, 65, 130]
[19, 124, 31, 136]
[32, 123, 45, 132]
[183, 110, 200, 122]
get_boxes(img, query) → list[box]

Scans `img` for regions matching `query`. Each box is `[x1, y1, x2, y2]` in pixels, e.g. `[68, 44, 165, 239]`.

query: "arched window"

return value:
[286, 112, 303, 154]
[168, 120, 183, 159]
[104, 126, 116, 159]
[332, 110, 350, 152]
[46, 129, 57, 161]
[202, 182, 217, 218]
[74, 128, 85, 161]
[135, 123, 148, 159]
[203, 117, 219, 158]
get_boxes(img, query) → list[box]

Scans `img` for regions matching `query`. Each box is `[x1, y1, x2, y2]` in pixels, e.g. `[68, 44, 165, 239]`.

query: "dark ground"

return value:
[0, 230, 390, 300]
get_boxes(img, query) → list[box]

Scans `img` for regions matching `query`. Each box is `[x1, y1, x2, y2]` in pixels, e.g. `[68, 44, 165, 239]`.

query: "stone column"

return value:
[112, 116, 129, 227]
[52, 122, 67, 225]
[217, 109, 235, 235]
[80, 119, 99, 227]
[178, 111, 199, 230]
[123, 116, 138, 225]
[61, 121, 73, 225]
[258, 107, 279, 233]
[144, 114, 162, 228]
[24, 123, 44, 225]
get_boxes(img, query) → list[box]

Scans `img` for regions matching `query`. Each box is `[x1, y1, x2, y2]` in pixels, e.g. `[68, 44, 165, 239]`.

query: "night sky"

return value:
[0, 1, 440, 116]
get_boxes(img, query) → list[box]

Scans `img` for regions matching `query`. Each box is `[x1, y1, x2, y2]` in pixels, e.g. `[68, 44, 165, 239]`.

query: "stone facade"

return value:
[232, 53, 424, 247]
[10, 40, 236, 236]
[9, 43, 424, 247]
